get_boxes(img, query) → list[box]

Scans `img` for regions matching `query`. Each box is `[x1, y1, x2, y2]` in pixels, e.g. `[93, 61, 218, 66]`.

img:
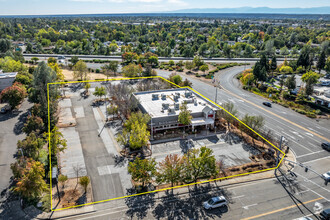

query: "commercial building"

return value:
[133, 88, 220, 133]
[0, 70, 18, 91]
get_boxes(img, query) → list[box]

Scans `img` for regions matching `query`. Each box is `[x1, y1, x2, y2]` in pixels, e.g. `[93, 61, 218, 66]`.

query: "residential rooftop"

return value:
[134, 88, 219, 118]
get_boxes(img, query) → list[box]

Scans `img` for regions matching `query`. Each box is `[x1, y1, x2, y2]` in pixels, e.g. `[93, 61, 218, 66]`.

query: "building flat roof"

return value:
[134, 88, 219, 118]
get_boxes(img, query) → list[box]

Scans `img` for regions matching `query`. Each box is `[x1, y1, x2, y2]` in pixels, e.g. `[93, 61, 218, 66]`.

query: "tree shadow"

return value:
[152, 183, 227, 219]
[125, 187, 156, 219]
[113, 155, 127, 167]
[77, 192, 87, 205]
[13, 111, 29, 135]
[0, 109, 21, 123]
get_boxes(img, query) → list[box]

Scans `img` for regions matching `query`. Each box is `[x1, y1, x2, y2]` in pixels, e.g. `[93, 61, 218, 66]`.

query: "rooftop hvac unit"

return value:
[175, 103, 180, 110]
[152, 94, 159, 100]
[162, 103, 169, 109]
[185, 91, 192, 98]
[168, 108, 175, 114]
[161, 93, 166, 100]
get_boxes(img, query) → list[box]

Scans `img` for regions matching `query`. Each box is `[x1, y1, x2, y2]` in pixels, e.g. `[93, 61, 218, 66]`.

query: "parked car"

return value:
[321, 171, 330, 182]
[0, 103, 11, 114]
[321, 142, 330, 151]
[320, 208, 330, 220]
[203, 196, 228, 210]
[263, 102, 272, 107]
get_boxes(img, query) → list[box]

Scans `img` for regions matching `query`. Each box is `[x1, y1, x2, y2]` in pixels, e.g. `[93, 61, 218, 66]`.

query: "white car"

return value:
[322, 171, 330, 182]
[203, 196, 227, 210]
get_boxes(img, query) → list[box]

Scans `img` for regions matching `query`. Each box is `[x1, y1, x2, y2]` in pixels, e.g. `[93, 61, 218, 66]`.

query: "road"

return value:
[56, 157, 330, 220]
[23, 54, 293, 63]
[0, 100, 32, 194]
[156, 67, 330, 162]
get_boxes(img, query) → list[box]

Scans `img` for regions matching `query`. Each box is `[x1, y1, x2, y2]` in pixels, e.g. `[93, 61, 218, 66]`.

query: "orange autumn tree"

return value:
[11, 158, 47, 200]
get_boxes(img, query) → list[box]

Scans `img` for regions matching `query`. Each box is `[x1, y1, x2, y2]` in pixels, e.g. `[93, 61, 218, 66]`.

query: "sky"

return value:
[0, 0, 330, 15]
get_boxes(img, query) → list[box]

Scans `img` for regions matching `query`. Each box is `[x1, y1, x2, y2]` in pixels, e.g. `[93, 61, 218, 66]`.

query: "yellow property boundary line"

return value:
[47, 76, 285, 212]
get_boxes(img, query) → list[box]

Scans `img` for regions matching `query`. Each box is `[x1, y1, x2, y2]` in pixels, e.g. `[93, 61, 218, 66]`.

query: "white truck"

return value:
[0, 103, 11, 113]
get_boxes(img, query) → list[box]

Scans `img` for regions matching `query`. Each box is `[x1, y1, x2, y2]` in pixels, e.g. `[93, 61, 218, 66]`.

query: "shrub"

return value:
[96, 69, 100, 73]
[280, 66, 293, 74]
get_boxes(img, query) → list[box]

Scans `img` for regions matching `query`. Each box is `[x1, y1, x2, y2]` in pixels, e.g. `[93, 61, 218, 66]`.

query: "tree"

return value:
[30, 62, 57, 129]
[148, 56, 159, 67]
[0, 82, 27, 109]
[253, 62, 267, 82]
[178, 103, 192, 125]
[0, 39, 11, 53]
[79, 176, 90, 193]
[270, 57, 277, 75]
[259, 54, 269, 72]
[193, 56, 204, 68]
[297, 46, 311, 70]
[93, 86, 106, 100]
[23, 115, 44, 134]
[31, 57, 39, 64]
[316, 50, 326, 73]
[285, 75, 296, 91]
[107, 104, 118, 120]
[170, 74, 182, 85]
[47, 126, 67, 155]
[17, 132, 45, 160]
[185, 61, 195, 72]
[129, 121, 150, 149]
[109, 61, 119, 76]
[199, 64, 209, 74]
[241, 114, 265, 134]
[73, 60, 89, 81]
[156, 154, 183, 187]
[182, 147, 217, 183]
[48, 62, 64, 81]
[12, 159, 47, 201]
[218, 102, 238, 132]
[302, 71, 320, 96]
[325, 57, 330, 74]
[58, 174, 68, 189]
[47, 57, 57, 64]
[84, 82, 91, 94]
[122, 63, 143, 77]
[118, 112, 151, 150]
[128, 157, 156, 188]
[122, 52, 138, 64]
[70, 56, 79, 66]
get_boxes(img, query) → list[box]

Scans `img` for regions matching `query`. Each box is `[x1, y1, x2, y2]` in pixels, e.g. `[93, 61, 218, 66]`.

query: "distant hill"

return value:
[169, 7, 330, 14]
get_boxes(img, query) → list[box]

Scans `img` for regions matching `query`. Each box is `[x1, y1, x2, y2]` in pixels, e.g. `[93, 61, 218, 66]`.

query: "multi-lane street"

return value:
[157, 67, 330, 162]
[57, 156, 329, 220]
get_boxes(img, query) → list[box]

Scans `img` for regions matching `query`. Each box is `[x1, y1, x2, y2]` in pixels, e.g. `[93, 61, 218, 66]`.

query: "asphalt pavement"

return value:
[157, 67, 330, 161]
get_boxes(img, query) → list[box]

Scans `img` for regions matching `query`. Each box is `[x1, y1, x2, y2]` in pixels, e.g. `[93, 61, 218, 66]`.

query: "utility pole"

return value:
[276, 136, 284, 168]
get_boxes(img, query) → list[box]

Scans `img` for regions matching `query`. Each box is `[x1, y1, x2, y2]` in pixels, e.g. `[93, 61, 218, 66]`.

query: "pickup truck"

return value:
[0, 103, 11, 113]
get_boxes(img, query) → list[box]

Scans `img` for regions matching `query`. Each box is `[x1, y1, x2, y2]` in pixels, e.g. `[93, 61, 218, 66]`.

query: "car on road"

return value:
[203, 196, 227, 210]
[321, 171, 330, 182]
[262, 102, 272, 107]
[320, 208, 330, 220]
[321, 142, 330, 151]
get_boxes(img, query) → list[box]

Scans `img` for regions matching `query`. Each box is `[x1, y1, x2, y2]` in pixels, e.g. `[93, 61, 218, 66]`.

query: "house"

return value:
[133, 88, 220, 136]
[0, 71, 18, 91]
